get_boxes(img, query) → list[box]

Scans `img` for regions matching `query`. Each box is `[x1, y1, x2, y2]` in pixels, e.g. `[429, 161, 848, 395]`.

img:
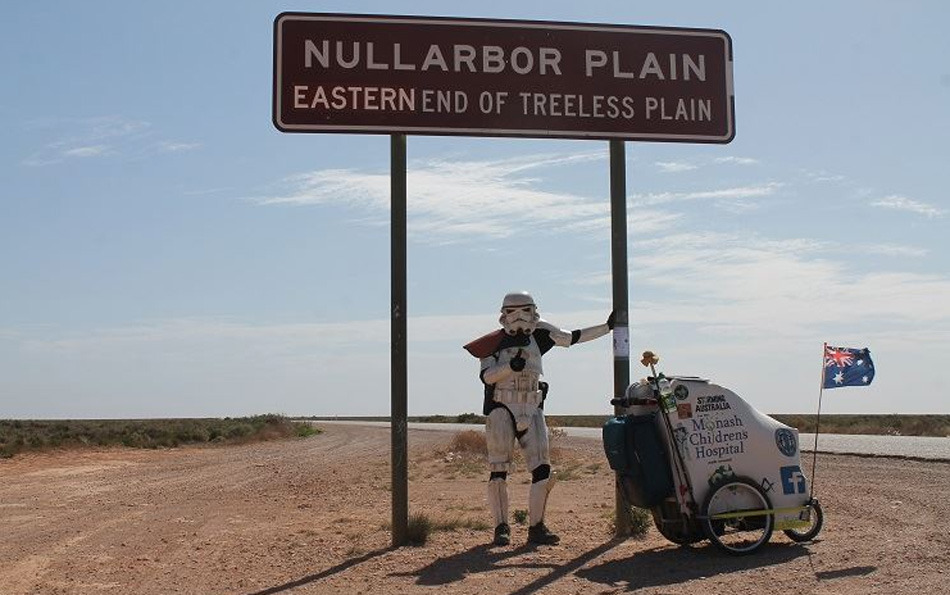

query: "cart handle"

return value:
[609, 396, 658, 408]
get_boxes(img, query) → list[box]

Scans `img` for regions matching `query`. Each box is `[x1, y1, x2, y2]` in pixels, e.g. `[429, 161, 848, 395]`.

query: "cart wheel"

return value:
[650, 501, 700, 545]
[701, 477, 773, 555]
[783, 499, 823, 542]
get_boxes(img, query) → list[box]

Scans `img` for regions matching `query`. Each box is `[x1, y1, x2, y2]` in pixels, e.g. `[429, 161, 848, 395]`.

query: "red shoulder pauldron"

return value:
[462, 329, 506, 358]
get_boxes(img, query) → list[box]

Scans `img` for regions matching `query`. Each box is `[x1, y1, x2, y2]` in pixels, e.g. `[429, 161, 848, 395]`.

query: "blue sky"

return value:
[2, 1, 948, 419]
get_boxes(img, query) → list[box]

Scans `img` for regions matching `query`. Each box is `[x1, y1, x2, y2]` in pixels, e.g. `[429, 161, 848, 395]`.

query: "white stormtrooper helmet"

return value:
[499, 291, 540, 336]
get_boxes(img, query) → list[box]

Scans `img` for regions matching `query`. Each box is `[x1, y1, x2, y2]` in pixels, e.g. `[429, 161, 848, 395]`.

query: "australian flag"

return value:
[823, 345, 875, 389]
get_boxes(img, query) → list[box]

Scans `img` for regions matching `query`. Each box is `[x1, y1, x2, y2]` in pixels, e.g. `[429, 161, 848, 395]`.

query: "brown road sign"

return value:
[273, 13, 734, 143]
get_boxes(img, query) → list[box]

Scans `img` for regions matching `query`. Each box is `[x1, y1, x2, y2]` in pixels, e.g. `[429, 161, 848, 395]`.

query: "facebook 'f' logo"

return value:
[780, 465, 807, 495]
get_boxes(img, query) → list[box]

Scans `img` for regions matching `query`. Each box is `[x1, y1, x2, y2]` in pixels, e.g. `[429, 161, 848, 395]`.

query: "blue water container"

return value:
[602, 413, 674, 507]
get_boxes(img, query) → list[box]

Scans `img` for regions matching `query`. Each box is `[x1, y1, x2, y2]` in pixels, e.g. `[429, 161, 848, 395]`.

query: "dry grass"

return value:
[0, 415, 320, 458]
[406, 513, 432, 546]
[449, 430, 487, 454]
[383, 512, 491, 546]
[602, 505, 653, 538]
[431, 515, 491, 532]
[435, 427, 587, 481]
[771, 414, 950, 437]
[541, 414, 950, 438]
[434, 431, 487, 478]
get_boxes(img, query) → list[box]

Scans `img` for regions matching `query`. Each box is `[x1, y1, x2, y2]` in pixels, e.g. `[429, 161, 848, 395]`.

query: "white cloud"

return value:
[251, 152, 610, 241]
[630, 231, 950, 339]
[630, 183, 782, 207]
[183, 187, 231, 196]
[871, 194, 945, 218]
[20, 318, 387, 358]
[654, 156, 759, 173]
[802, 169, 847, 183]
[22, 115, 150, 165]
[859, 243, 928, 258]
[63, 145, 108, 158]
[714, 156, 759, 165]
[11, 311, 558, 362]
[655, 160, 698, 173]
[250, 154, 789, 242]
[158, 141, 201, 153]
[629, 209, 684, 235]
[715, 200, 761, 214]
[19, 116, 195, 165]
[812, 174, 846, 183]
[5, 220, 947, 416]
[515, 228, 949, 345]
[562, 208, 684, 237]
[86, 116, 151, 140]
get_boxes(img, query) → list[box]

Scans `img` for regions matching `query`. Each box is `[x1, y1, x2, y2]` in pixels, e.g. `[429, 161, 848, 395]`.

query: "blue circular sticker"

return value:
[775, 429, 798, 457]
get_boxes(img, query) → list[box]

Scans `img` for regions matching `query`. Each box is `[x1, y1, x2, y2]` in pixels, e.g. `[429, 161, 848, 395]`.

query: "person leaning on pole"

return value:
[463, 292, 614, 546]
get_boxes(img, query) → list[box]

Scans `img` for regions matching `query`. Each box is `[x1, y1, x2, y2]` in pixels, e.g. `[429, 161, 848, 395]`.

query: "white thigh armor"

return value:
[486, 402, 550, 473]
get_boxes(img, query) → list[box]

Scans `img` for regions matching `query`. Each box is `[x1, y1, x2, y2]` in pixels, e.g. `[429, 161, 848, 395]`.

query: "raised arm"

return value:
[537, 311, 614, 348]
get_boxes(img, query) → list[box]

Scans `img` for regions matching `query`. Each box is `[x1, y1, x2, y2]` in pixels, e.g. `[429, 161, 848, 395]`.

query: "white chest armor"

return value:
[494, 338, 544, 402]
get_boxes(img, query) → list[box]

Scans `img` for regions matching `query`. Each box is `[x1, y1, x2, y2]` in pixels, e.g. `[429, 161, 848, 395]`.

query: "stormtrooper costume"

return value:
[463, 292, 613, 546]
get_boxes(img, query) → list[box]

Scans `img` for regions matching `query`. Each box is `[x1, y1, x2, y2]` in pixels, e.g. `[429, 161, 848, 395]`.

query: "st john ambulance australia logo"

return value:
[775, 428, 797, 457]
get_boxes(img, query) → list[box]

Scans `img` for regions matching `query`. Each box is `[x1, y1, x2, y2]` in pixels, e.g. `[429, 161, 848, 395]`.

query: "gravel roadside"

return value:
[1, 423, 948, 594]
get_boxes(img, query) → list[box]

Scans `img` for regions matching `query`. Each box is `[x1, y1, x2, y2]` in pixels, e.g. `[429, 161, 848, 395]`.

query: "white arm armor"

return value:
[574, 322, 611, 344]
[537, 320, 610, 348]
[481, 355, 513, 385]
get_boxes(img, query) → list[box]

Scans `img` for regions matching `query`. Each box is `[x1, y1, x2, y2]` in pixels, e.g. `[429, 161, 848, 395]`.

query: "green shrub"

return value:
[225, 423, 254, 439]
[122, 431, 149, 448]
[0, 414, 321, 458]
[295, 424, 321, 438]
[430, 516, 490, 532]
[455, 412, 484, 424]
[614, 505, 652, 538]
[406, 513, 432, 546]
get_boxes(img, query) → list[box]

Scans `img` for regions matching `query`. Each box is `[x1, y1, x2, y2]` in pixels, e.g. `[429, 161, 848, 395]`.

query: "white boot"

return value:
[528, 477, 560, 545]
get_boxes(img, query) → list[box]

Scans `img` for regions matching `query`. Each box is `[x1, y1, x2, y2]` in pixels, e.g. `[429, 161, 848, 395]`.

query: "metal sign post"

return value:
[390, 134, 408, 546]
[609, 139, 631, 535]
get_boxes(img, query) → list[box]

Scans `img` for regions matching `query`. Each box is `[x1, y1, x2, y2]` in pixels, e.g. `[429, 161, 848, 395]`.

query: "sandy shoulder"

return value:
[1, 423, 947, 594]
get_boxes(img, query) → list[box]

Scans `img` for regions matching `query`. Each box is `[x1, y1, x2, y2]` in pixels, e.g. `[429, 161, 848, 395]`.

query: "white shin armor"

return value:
[487, 478, 509, 526]
[529, 478, 551, 526]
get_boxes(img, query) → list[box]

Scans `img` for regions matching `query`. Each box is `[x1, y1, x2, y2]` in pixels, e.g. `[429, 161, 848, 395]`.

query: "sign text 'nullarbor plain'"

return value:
[273, 14, 735, 142]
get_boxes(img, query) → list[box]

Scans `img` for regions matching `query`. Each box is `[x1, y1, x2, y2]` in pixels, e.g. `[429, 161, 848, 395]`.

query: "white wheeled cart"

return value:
[603, 352, 823, 554]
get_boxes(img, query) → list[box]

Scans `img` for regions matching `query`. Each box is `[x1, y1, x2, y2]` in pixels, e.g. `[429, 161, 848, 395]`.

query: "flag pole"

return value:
[809, 342, 826, 501]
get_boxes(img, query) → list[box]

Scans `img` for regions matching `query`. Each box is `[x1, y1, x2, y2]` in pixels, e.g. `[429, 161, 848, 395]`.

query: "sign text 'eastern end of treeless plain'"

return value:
[273, 13, 735, 143]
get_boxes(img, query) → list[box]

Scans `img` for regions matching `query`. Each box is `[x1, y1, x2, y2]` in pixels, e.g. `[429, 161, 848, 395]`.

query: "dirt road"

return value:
[1, 423, 948, 594]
